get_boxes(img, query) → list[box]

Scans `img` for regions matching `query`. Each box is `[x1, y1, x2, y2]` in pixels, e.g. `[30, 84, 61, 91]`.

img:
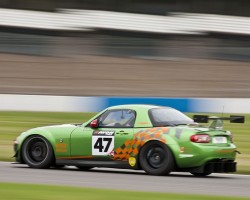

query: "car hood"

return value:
[24, 123, 80, 136]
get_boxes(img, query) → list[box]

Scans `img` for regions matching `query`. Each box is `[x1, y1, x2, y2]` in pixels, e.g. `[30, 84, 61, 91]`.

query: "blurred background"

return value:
[0, 0, 250, 98]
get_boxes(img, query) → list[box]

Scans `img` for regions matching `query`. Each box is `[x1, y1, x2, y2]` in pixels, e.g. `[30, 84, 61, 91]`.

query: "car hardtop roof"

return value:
[107, 104, 172, 110]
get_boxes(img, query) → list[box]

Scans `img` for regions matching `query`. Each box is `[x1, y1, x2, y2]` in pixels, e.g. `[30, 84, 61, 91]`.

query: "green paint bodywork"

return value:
[15, 105, 237, 170]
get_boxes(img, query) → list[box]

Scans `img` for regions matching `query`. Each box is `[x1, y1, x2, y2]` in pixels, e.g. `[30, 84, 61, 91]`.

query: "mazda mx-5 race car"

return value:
[13, 104, 243, 176]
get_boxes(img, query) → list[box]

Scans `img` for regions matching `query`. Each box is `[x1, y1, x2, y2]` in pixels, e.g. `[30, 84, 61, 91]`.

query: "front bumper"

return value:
[13, 140, 21, 162]
[190, 160, 236, 173]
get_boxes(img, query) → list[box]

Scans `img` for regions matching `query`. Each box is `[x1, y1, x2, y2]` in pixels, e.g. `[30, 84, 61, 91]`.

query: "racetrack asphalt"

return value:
[0, 162, 249, 197]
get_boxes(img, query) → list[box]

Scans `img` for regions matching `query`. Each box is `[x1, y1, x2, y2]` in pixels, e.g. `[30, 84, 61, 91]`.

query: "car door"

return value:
[70, 109, 136, 159]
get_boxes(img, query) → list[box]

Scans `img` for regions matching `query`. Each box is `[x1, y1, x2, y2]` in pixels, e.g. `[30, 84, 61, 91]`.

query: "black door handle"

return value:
[116, 130, 128, 135]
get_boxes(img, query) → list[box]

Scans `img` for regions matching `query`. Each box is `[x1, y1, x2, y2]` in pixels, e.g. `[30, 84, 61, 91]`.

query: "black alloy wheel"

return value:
[139, 141, 174, 176]
[22, 136, 54, 168]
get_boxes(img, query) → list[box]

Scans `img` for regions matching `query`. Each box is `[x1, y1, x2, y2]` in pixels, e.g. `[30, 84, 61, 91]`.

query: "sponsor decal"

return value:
[138, 122, 149, 125]
[108, 149, 115, 157]
[113, 127, 168, 160]
[93, 130, 115, 136]
[56, 143, 67, 153]
[92, 130, 115, 155]
[129, 157, 136, 167]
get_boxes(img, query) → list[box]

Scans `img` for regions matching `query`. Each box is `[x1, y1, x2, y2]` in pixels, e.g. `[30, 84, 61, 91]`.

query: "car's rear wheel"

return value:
[22, 135, 54, 169]
[190, 172, 211, 176]
[139, 141, 174, 176]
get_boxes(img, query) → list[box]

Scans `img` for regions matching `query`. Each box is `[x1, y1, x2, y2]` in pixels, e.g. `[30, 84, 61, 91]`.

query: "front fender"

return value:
[15, 128, 56, 161]
[16, 124, 78, 161]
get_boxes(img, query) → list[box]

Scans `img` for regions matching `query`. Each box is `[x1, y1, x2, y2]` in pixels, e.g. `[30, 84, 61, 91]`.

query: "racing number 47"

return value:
[94, 137, 112, 152]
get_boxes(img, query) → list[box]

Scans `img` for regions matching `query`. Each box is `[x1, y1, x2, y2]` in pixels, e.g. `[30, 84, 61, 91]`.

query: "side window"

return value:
[99, 109, 136, 128]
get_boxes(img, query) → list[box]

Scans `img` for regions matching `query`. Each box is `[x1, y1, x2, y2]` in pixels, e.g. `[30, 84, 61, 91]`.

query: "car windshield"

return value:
[149, 107, 193, 126]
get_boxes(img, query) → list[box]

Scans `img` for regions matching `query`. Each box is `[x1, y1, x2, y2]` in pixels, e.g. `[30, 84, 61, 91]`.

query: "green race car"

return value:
[13, 104, 242, 176]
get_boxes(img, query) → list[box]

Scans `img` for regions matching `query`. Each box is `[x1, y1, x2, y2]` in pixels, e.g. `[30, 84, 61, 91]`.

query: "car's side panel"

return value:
[70, 127, 134, 159]
[112, 127, 178, 161]
[64, 127, 179, 168]
[70, 127, 92, 158]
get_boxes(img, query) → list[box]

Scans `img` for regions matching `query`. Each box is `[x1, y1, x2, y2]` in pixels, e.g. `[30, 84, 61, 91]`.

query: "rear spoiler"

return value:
[193, 115, 245, 123]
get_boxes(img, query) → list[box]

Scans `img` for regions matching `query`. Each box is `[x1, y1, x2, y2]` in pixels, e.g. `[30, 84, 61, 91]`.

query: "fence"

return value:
[1, 94, 250, 113]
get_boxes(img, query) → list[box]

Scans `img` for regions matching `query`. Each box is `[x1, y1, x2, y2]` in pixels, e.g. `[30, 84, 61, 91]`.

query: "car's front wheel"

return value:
[139, 141, 174, 176]
[21, 135, 54, 169]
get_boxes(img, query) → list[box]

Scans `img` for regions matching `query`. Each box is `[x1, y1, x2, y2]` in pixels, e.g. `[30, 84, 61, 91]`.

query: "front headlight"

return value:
[13, 139, 19, 153]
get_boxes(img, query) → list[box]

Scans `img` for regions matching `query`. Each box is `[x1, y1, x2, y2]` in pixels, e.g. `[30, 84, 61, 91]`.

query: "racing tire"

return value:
[76, 166, 93, 171]
[139, 141, 174, 176]
[190, 172, 211, 177]
[21, 135, 54, 169]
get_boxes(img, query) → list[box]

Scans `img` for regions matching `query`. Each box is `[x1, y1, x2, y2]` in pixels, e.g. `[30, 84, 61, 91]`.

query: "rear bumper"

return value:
[190, 160, 236, 173]
[174, 143, 237, 168]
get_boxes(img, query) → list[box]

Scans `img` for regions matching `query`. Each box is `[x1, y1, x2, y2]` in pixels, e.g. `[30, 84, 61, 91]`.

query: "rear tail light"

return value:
[190, 134, 210, 143]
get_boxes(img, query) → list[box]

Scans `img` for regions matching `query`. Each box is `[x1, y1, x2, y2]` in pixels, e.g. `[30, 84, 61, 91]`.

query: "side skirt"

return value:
[56, 159, 133, 169]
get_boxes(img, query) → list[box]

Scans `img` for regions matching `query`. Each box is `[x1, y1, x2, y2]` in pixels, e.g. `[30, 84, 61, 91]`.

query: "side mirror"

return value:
[90, 119, 99, 128]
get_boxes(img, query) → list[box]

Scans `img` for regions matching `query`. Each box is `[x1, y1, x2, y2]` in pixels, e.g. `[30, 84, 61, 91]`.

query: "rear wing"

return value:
[193, 115, 245, 130]
[193, 115, 245, 123]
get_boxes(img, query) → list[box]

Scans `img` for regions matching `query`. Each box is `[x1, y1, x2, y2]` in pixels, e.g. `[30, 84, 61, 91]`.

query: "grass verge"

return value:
[0, 183, 249, 200]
